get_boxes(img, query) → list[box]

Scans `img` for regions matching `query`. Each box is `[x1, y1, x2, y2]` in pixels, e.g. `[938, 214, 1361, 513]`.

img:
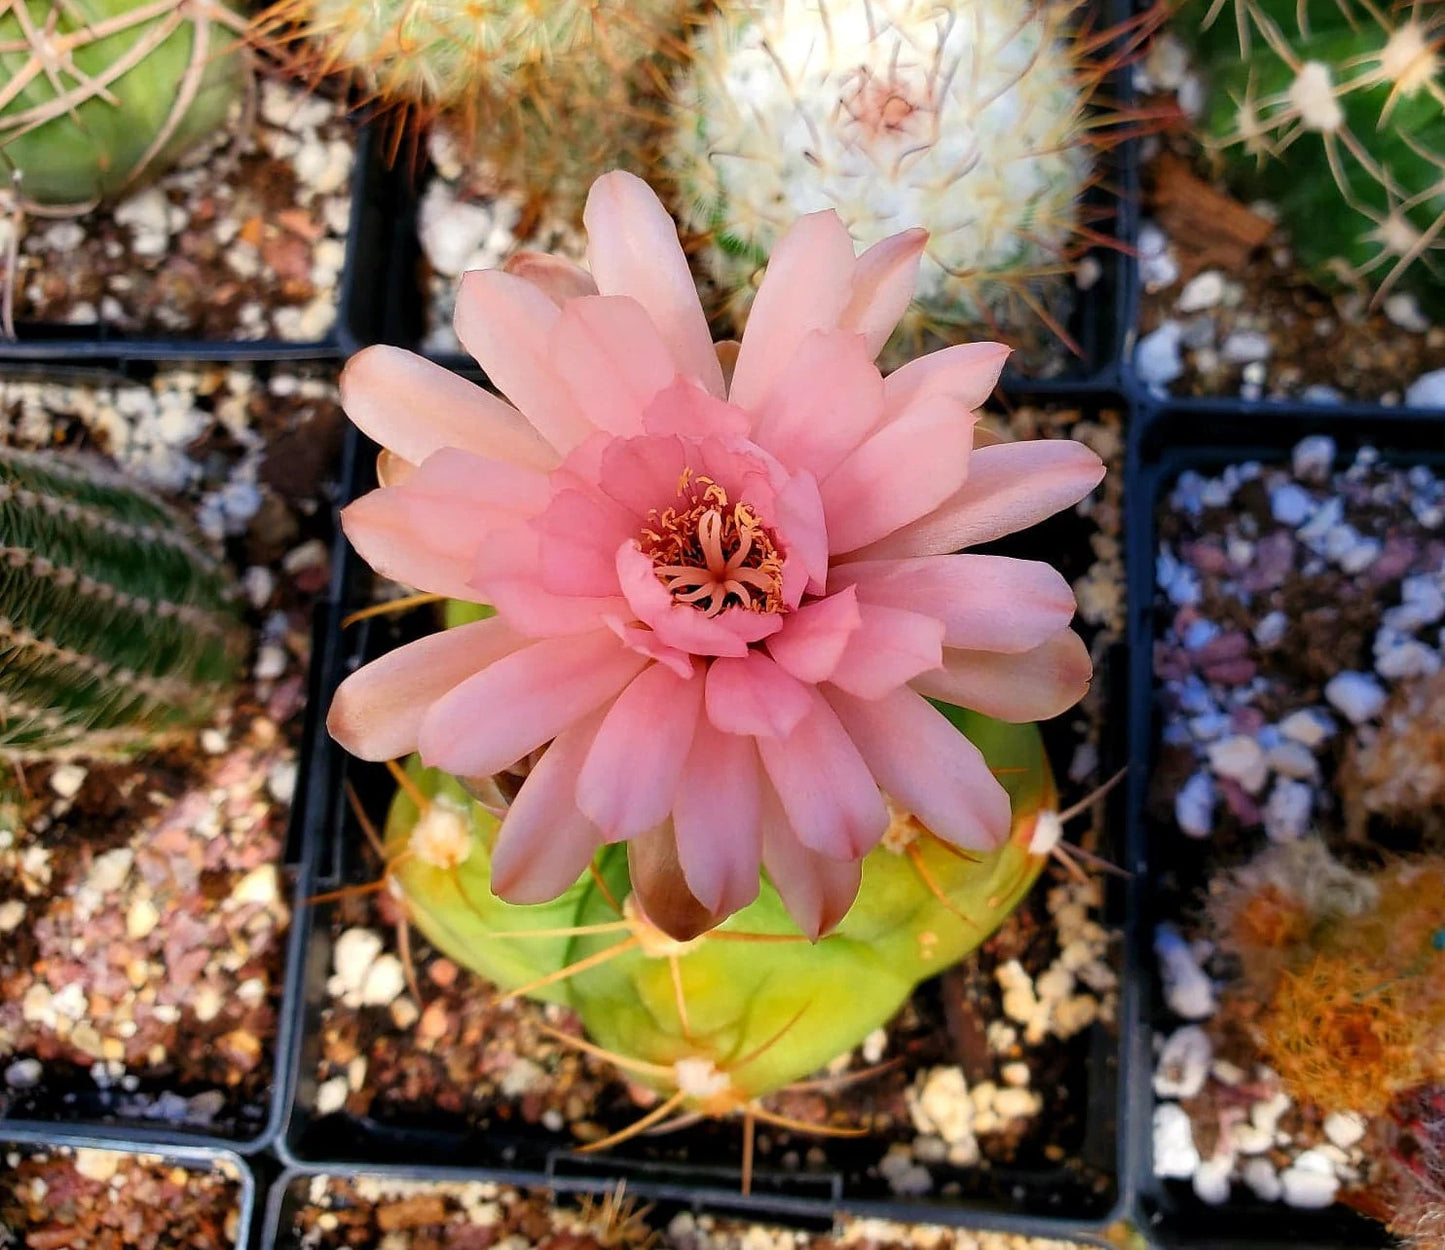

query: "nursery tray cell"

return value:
[277, 393, 1133, 1239]
[1122, 404, 1445, 1249]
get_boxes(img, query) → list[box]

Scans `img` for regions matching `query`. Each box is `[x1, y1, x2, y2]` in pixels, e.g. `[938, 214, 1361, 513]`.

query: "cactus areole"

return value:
[0, 0, 249, 208]
[386, 705, 1055, 1107]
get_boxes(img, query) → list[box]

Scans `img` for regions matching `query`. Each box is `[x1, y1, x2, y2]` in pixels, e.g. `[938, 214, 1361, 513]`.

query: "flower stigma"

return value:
[640, 469, 784, 616]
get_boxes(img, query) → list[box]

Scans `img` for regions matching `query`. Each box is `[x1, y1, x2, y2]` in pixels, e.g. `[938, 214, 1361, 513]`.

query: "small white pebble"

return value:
[49, 763, 87, 799]
[1221, 329, 1272, 364]
[126, 897, 159, 940]
[1242, 1157, 1283, 1202]
[1136, 322, 1185, 388]
[1323, 1110, 1367, 1150]
[1281, 1151, 1339, 1209]
[1153, 1103, 1201, 1179]
[1207, 735, 1268, 794]
[1174, 771, 1216, 838]
[1177, 270, 1225, 312]
[4, 1058, 42, 1089]
[1154, 1026, 1212, 1099]
[1000, 1062, 1031, 1088]
[359, 954, 407, 1007]
[1405, 367, 1445, 408]
[1325, 672, 1387, 723]
[1270, 482, 1314, 526]
[315, 1075, 349, 1116]
[332, 928, 383, 995]
[1264, 778, 1313, 843]
[1280, 708, 1335, 746]
[1155, 925, 1216, 1020]
[1193, 1156, 1233, 1205]
[1292, 435, 1336, 481]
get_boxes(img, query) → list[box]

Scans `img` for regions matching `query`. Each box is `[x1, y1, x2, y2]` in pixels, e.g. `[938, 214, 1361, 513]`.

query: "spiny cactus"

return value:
[667, 0, 1108, 365]
[0, 446, 250, 761]
[1211, 841, 1445, 1117]
[257, 0, 690, 220]
[0, 0, 250, 209]
[1183, 0, 1445, 313]
[365, 706, 1056, 1161]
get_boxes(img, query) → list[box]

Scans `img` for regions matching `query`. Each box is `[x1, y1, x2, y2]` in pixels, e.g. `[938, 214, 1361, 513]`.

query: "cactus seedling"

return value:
[338, 705, 1063, 1186]
[667, 0, 1143, 364]
[1183, 0, 1445, 313]
[0, 445, 250, 761]
[0, 0, 250, 209]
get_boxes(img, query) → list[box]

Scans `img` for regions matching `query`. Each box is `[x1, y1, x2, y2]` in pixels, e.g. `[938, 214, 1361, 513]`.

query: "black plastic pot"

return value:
[0, 361, 361, 1158]
[0, 127, 396, 364]
[1121, 402, 1445, 1250]
[258, 1162, 1127, 1250]
[0, 1129, 257, 1249]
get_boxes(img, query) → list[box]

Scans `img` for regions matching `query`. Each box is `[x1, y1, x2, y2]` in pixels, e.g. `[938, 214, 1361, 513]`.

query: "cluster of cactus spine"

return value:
[1210, 841, 1445, 1118]
[255, 0, 691, 220]
[0, 446, 250, 762]
[666, 0, 1117, 365]
[366, 705, 1057, 1173]
[1183, 0, 1445, 313]
[0, 0, 250, 210]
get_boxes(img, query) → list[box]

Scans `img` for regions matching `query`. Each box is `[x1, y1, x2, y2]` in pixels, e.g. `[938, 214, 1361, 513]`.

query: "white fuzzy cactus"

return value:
[668, 0, 1097, 362]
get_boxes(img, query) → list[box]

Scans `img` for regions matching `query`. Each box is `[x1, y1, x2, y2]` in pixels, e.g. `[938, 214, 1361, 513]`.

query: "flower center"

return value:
[639, 470, 783, 616]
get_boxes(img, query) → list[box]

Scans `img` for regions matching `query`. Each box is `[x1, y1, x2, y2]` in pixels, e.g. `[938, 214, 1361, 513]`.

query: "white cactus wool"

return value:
[669, 0, 1096, 361]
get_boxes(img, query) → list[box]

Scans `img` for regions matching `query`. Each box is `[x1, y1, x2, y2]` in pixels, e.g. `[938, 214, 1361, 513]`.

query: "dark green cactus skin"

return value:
[1183, 0, 1445, 314]
[0, 447, 249, 760]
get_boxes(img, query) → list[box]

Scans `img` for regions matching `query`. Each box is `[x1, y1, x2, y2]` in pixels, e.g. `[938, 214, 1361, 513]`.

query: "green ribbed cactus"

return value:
[378, 708, 1055, 1131]
[0, 0, 249, 209]
[0, 447, 250, 761]
[666, 0, 1097, 363]
[1184, 0, 1445, 313]
[255, 0, 689, 220]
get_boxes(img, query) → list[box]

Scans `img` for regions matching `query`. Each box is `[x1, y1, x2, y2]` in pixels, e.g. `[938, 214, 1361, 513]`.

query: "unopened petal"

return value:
[629, 824, 727, 941]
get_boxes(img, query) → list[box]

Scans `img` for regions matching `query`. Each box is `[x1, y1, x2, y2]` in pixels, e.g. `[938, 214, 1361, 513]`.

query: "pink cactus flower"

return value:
[328, 171, 1103, 941]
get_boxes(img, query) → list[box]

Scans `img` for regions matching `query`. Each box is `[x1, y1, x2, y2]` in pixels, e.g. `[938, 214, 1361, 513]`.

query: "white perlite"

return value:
[1153, 1103, 1201, 1179]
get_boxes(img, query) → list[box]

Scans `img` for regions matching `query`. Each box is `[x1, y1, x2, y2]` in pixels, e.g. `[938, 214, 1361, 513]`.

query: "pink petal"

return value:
[616, 543, 781, 658]
[838, 228, 927, 358]
[882, 341, 1011, 417]
[534, 488, 638, 598]
[757, 687, 888, 859]
[829, 555, 1076, 653]
[327, 617, 527, 761]
[766, 586, 861, 683]
[342, 345, 556, 472]
[604, 618, 696, 680]
[417, 631, 648, 778]
[760, 780, 862, 940]
[549, 295, 678, 436]
[640, 377, 750, 440]
[748, 330, 886, 481]
[911, 629, 1093, 722]
[705, 650, 812, 737]
[858, 440, 1106, 560]
[826, 686, 1010, 852]
[502, 250, 599, 305]
[341, 449, 550, 600]
[674, 719, 762, 915]
[597, 434, 687, 518]
[628, 824, 726, 941]
[826, 603, 945, 700]
[773, 470, 829, 596]
[576, 662, 704, 841]
[454, 269, 596, 454]
[819, 395, 975, 554]
[491, 713, 605, 904]
[729, 211, 858, 412]
[584, 171, 724, 397]
[472, 525, 625, 636]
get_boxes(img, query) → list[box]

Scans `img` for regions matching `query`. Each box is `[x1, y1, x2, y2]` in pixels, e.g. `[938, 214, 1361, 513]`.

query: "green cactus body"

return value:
[1184, 0, 1445, 312]
[382, 709, 1055, 1110]
[0, 0, 249, 209]
[0, 447, 249, 760]
[263, 0, 688, 219]
[667, 0, 1094, 363]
